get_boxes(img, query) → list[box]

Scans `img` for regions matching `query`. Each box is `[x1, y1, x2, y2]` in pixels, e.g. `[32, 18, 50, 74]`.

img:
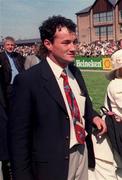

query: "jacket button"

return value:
[66, 136, 69, 139]
[66, 116, 69, 120]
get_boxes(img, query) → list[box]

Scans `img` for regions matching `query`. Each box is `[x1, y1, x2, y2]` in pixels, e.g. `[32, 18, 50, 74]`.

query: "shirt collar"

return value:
[46, 56, 69, 79]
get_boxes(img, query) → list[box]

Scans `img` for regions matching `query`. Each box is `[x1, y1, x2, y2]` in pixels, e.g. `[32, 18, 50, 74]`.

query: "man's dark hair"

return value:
[39, 15, 76, 43]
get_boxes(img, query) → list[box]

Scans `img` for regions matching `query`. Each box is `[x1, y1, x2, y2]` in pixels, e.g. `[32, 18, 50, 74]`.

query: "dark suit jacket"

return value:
[0, 64, 9, 160]
[9, 59, 98, 180]
[0, 51, 25, 105]
[0, 51, 25, 160]
[0, 81, 8, 160]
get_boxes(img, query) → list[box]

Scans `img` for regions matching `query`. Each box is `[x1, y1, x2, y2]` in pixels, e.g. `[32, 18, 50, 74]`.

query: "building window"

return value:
[94, 14, 99, 22]
[101, 26, 106, 35]
[107, 26, 113, 35]
[94, 11, 113, 22]
[95, 26, 113, 36]
[107, 11, 113, 21]
[99, 12, 106, 22]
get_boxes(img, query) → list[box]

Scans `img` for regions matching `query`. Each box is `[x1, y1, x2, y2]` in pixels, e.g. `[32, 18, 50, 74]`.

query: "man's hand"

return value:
[92, 116, 107, 136]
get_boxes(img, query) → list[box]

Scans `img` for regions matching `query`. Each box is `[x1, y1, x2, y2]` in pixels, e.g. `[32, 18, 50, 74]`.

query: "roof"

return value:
[76, 0, 118, 15]
[76, 6, 91, 15]
[16, 38, 41, 45]
[0, 38, 41, 46]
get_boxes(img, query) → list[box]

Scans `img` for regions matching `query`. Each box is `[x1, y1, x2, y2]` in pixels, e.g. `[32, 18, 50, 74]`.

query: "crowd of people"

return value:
[77, 40, 120, 57]
[0, 15, 122, 180]
[0, 39, 121, 57]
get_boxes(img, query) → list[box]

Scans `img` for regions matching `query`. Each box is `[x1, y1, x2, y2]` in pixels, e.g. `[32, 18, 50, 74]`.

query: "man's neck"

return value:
[47, 55, 68, 69]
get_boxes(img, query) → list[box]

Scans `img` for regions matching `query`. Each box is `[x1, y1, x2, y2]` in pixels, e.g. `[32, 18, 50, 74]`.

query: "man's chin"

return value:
[67, 59, 74, 63]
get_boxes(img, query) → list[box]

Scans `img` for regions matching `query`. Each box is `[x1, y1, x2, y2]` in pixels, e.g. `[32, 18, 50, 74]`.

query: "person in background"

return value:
[0, 36, 25, 180]
[24, 43, 42, 70]
[89, 49, 122, 180]
[9, 15, 106, 180]
[0, 36, 25, 108]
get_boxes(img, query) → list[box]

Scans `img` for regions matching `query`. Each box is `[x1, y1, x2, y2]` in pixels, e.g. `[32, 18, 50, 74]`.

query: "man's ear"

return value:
[44, 39, 52, 51]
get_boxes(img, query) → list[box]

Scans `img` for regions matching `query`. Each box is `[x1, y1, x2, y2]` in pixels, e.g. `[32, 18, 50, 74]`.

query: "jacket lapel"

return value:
[40, 60, 67, 114]
[0, 52, 12, 83]
[1, 52, 11, 71]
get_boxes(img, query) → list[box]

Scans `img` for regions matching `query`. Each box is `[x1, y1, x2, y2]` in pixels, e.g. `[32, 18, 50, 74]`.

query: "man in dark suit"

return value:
[0, 36, 25, 179]
[9, 16, 106, 180]
[0, 36, 25, 108]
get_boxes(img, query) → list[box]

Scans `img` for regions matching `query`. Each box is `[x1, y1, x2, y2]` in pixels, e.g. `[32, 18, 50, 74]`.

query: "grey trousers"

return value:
[68, 144, 88, 180]
[0, 162, 3, 180]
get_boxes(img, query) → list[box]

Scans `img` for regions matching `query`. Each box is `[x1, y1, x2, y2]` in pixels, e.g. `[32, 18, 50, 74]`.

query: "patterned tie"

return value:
[61, 70, 85, 144]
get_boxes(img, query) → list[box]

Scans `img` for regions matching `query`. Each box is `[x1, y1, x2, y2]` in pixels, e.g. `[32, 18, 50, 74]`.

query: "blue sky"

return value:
[0, 0, 95, 40]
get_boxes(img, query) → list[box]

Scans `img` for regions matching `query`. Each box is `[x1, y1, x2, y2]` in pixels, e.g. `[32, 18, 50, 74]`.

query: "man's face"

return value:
[44, 27, 78, 68]
[4, 40, 15, 53]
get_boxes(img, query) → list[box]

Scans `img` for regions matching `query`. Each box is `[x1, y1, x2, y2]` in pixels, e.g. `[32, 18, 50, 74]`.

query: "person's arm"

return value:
[92, 116, 107, 136]
[106, 80, 122, 122]
[8, 73, 33, 180]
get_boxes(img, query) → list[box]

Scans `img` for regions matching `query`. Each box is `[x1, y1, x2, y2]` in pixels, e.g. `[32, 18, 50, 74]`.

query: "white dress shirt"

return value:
[6, 52, 19, 84]
[47, 57, 86, 148]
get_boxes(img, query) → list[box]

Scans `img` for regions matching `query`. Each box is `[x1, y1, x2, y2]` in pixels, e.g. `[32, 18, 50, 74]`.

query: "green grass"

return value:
[82, 71, 109, 112]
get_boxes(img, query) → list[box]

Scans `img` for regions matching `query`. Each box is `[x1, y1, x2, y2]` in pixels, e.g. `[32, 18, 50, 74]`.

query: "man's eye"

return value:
[63, 41, 70, 44]
[73, 40, 78, 45]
